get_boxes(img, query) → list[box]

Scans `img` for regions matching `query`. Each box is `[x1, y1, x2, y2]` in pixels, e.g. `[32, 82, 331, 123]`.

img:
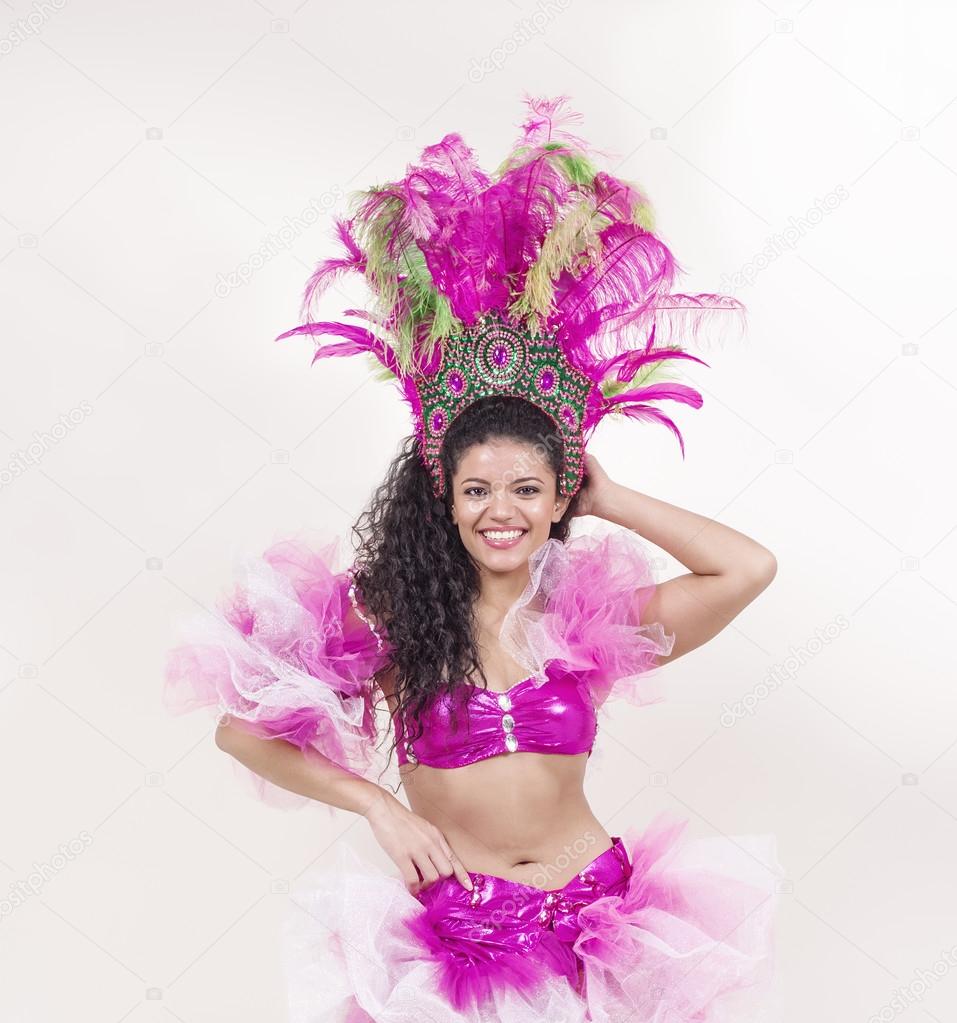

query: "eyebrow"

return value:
[461, 476, 544, 485]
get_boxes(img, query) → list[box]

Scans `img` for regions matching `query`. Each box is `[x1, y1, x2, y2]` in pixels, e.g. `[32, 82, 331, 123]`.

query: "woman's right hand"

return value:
[362, 790, 474, 896]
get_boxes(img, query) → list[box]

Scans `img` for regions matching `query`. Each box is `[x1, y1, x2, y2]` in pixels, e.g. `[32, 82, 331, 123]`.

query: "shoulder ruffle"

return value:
[163, 533, 395, 808]
[499, 522, 674, 710]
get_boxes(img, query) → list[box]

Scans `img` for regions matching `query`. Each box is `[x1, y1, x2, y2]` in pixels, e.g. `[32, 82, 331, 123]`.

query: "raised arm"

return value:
[580, 456, 776, 666]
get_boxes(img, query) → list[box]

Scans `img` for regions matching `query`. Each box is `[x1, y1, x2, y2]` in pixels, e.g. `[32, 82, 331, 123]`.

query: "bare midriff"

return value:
[376, 626, 613, 890]
[396, 740, 613, 891]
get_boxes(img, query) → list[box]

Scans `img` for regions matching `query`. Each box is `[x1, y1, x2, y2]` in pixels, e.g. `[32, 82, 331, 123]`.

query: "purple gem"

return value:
[492, 343, 509, 367]
[538, 369, 556, 393]
[431, 411, 446, 432]
[448, 371, 464, 394]
[561, 404, 578, 428]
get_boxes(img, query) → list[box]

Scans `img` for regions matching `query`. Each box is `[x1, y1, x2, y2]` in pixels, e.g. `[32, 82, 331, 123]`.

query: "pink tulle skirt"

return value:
[281, 811, 783, 1022]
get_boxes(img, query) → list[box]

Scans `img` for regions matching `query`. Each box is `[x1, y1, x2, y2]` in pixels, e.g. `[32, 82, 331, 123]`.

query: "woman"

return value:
[165, 95, 782, 1021]
[370, 430, 775, 894]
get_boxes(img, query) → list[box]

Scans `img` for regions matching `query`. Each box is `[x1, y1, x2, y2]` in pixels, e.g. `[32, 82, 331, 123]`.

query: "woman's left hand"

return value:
[572, 453, 616, 519]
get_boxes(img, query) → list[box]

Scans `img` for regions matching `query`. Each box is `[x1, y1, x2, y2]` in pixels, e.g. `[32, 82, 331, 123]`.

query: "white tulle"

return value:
[282, 854, 591, 1021]
[280, 815, 784, 1023]
[500, 520, 676, 710]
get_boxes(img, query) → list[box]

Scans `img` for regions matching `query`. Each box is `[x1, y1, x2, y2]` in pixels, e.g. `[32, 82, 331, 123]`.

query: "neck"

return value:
[475, 559, 532, 625]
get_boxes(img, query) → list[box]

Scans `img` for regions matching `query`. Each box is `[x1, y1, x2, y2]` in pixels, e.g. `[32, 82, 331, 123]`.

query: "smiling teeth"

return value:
[482, 530, 525, 540]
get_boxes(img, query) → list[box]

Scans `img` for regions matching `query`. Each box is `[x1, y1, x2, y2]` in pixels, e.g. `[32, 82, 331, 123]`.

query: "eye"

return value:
[463, 485, 540, 498]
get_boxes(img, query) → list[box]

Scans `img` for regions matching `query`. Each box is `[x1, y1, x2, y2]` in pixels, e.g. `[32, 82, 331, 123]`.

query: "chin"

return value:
[475, 553, 531, 577]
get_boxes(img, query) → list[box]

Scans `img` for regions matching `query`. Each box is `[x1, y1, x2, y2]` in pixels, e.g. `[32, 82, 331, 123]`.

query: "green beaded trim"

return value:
[415, 311, 591, 498]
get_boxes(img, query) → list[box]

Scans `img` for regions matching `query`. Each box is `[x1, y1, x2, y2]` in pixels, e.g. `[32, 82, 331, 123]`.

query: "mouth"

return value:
[478, 528, 528, 550]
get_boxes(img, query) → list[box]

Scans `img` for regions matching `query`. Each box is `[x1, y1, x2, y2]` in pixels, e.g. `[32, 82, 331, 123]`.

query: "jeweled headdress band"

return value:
[414, 310, 593, 498]
[275, 94, 745, 499]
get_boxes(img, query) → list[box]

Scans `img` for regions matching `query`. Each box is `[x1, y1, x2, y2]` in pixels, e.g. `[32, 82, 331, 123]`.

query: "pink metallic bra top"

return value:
[394, 661, 598, 769]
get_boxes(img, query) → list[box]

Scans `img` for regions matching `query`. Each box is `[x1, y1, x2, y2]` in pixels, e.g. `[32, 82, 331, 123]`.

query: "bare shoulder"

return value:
[643, 561, 777, 667]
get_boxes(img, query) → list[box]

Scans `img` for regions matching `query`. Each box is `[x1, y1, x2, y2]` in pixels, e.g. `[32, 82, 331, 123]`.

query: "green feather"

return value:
[599, 345, 686, 398]
[510, 198, 608, 323]
[351, 188, 404, 344]
[632, 200, 656, 232]
[367, 353, 398, 383]
[339, 135, 619, 374]
[347, 186, 462, 375]
[549, 150, 597, 186]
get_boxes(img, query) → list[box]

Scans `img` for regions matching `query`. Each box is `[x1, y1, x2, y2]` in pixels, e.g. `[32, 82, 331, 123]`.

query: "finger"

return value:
[402, 862, 421, 894]
[431, 833, 473, 892]
[414, 853, 439, 891]
[443, 847, 474, 892]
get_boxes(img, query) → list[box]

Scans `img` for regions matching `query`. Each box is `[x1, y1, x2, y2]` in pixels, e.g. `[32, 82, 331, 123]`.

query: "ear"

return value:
[552, 494, 571, 522]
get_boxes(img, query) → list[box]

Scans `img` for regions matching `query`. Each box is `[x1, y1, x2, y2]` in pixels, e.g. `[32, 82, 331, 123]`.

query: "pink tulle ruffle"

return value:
[575, 812, 781, 1022]
[280, 811, 782, 1022]
[163, 533, 394, 807]
[500, 521, 676, 710]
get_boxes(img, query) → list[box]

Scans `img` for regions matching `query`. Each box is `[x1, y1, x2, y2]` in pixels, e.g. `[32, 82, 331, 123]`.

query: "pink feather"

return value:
[300, 218, 366, 319]
[274, 321, 399, 374]
[612, 405, 688, 456]
[604, 381, 704, 410]
[278, 94, 743, 462]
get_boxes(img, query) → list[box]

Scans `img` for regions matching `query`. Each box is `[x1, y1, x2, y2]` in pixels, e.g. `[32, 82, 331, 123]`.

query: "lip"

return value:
[478, 528, 528, 550]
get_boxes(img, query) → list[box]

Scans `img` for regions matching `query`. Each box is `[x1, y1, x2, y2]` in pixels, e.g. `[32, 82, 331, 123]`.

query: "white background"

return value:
[1, 0, 955, 1020]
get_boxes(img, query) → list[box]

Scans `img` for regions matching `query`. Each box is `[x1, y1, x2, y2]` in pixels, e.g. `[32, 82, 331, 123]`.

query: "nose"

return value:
[488, 488, 517, 519]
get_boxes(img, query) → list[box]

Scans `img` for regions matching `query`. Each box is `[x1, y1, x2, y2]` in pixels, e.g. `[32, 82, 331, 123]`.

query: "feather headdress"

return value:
[276, 94, 745, 498]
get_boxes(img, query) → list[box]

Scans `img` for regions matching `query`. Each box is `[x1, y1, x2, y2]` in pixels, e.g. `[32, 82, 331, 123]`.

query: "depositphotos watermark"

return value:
[0, 0, 67, 59]
[467, 0, 573, 83]
[462, 428, 564, 515]
[0, 831, 93, 919]
[867, 943, 957, 1021]
[719, 184, 850, 290]
[461, 830, 600, 938]
[720, 614, 850, 726]
[0, 401, 93, 490]
[214, 187, 344, 298]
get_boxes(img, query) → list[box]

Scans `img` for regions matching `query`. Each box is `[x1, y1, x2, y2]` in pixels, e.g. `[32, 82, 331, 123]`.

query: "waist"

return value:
[405, 766, 605, 888]
[420, 832, 629, 908]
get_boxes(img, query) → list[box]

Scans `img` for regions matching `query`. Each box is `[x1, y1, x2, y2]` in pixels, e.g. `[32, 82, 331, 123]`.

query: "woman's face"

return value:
[449, 438, 570, 573]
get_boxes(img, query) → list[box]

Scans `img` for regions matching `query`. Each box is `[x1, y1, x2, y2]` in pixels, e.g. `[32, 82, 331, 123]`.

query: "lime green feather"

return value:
[509, 197, 608, 325]
[548, 149, 597, 186]
[632, 200, 656, 232]
[599, 345, 686, 398]
[346, 186, 462, 374]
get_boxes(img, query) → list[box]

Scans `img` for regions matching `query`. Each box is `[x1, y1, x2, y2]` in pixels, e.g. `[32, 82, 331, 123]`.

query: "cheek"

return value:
[526, 500, 556, 526]
[454, 503, 481, 527]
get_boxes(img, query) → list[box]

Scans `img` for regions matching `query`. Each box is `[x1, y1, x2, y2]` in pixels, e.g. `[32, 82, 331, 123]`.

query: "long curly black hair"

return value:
[349, 395, 584, 775]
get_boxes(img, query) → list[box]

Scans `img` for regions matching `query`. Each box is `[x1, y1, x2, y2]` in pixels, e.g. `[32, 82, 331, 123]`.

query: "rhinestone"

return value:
[505, 733, 519, 753]
[501, 713, 515, 733]
[537, 910, 550, 925]
[497, 693, 512, 711]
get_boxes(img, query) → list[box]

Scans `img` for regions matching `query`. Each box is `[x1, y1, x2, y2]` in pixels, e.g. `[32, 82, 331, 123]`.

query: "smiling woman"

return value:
[447, 400, 574, 575]
[163, 94, 781, 1022]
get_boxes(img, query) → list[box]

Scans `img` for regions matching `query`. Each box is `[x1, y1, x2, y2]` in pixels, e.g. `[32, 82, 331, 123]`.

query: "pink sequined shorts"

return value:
[405, 835, 632, 1009]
